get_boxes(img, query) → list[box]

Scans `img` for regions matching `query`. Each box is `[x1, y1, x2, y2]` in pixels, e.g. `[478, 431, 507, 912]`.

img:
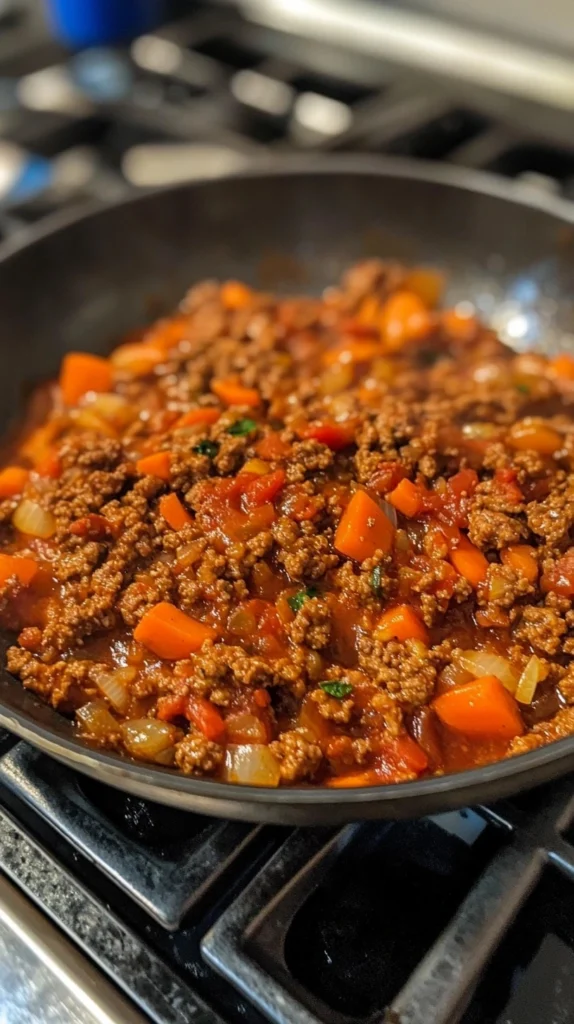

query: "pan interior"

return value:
[1, 160, 574, 818]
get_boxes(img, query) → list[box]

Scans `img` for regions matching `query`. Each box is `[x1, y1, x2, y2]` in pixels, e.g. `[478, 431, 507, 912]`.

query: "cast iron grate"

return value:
[202, 783, 574, 1024]
[0, 743, 260, 929]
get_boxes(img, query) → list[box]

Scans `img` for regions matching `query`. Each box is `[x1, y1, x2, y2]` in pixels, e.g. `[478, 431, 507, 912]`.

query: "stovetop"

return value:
[1, 3, 574, 1023]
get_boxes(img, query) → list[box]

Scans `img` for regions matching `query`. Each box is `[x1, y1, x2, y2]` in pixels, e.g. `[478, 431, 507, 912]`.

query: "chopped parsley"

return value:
[287, 586, 318, 614]
[370, 565, 383, 597]
[319, 681, 353, 699]
[516, 383, 530, 395]
[227, 418, 257, 436]
[193, 439, 219, 458]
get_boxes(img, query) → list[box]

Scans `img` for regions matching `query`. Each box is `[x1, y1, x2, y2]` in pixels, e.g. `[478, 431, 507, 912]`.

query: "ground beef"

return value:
[174, 732, 224, 775]
[514, 606, 567, 655]
[269, 729, 323, 783]
[507, 705, 574, 756]
[4, 259, 574, 789]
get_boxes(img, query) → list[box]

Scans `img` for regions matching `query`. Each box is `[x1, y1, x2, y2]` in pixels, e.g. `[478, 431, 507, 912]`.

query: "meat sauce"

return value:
[1, 260, 574, 788]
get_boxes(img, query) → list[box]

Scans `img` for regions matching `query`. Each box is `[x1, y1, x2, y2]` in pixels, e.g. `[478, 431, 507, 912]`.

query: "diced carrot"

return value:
[175, 407, 220, 428]
[220, 280, 253, 309]
[387, 733, 429, 774]
[256, 432, 291, 460]
[186, 696, 226, 742]
[433, 675, 524, 739]
[501, 544, 538, 584]
[60, 352, 112, 406]
[134, 601, 216, 659]
[441, 309, 479, 343]
[136, 451, 171, 481]
[381, 290, 432, 350]
[159, 493, 193, 531]
[449, 534, 489, 588]
[549, 353, 574, 380]
[323, 341, 381, 365]
[211, 377, 260, 407]
[326, 770, 380, 788]
[253, 687, 271, 708]
[334, 490, 395, 561]
[239, 468, 286, 511]
[376, 604, 429, 644]
[0, 553, 38, 587]
[110, 343, 165, 376]
[508, 419, 562, 455]
[388, 478, 424, 518]
[0, 466, 28, 498]
[301, 421, 355, 451]
[35, 451, 61, 479]
[356, 295, 381, 328]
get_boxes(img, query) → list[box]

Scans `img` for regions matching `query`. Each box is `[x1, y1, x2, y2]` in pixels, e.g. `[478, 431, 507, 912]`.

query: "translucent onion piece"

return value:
[457, 649, 520, 693]
[439, 661, 472, 690]
[93, 666, 136, 714]
[13, 498, 56, 538]
[72, 408, 117, 437]
[76, 700, 119, 741]
[319, 363, 353, 396]
[224, 744, 281, 786]
[462, 422, 498, 440]
[122, 719, 177, 762]
[379, 499, 398, 528]
[88, 392, 135, 428]
[226, 713, 268, 745]
[515, 655, 547, 705]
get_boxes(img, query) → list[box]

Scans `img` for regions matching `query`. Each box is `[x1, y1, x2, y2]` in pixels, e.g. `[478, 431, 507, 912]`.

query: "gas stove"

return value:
[1, 4, 574, 1023]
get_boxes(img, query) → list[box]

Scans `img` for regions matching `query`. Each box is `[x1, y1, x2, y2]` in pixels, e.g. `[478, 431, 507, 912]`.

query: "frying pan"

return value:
[1, 155, 574, 825]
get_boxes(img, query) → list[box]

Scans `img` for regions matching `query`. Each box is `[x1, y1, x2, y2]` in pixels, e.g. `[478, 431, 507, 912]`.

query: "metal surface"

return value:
[0, 743, 260, 929]
[0, 801, 223, 1024]
[0, 157, 574, 821]
[0, 871, 146, 1024]
[202, 787, 574, 1024]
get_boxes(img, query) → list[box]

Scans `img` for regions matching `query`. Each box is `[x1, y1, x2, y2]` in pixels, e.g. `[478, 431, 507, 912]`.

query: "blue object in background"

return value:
[45, 0, 164, 48]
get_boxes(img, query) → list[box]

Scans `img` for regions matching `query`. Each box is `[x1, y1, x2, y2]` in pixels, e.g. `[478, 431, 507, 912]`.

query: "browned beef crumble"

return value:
[1, 261, 574, 788]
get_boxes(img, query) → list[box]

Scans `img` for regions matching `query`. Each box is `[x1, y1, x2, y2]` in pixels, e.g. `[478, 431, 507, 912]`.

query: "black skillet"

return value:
[1, 155, 574, 825]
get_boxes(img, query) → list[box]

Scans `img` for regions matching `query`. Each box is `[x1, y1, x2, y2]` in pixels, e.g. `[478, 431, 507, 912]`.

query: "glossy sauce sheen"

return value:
[1, 261, 574, 788]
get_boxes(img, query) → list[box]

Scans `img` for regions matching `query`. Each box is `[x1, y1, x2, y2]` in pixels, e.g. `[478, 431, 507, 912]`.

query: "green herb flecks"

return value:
[287, 586, 318, 614]
[193, 439, 219, 458]
[516, 383, 530, 395]
[370, 565, 383, 597]
[319, 681, 353, 699]
[227, 418, 257, 436]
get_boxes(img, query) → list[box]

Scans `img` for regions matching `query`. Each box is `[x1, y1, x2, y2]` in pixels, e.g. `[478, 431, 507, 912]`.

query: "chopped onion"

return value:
[439, 661, 473, 690]
[88, 392, 135, 428]
[224, 744, 281, 786]
[72, 408, 117, 437]
[226, 713, 268, 745]
[76, 700, 119, 741]
[457, 649, 520, 693]
[93, 666, 136, 714]
[13, 498, 56, 538]
[319, 363, 353, 396]
[462, 422, 498, 440]
[379, 498, 398, 528]
[515, 655, 547, 705]
[122, 719, 177, 762]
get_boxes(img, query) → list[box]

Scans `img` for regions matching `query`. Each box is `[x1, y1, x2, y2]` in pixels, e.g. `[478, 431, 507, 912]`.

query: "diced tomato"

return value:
[70, 514, 115, 540]
[255, 432, 292, 460]
[156, 694, 187, 721]
[186, 696, 226, 743]
[369, 461, 406, 495]
[280, 485, 323, 522]
[300, 420, 355, 451]
[493, 468, 523, 506]
[437, 468, 479, 527]
[541, 548, 574, 596]
[239, 468, 286, 511]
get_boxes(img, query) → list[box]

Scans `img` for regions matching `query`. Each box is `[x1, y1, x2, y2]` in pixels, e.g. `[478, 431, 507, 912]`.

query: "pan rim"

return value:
[2, 151, 574, 814]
